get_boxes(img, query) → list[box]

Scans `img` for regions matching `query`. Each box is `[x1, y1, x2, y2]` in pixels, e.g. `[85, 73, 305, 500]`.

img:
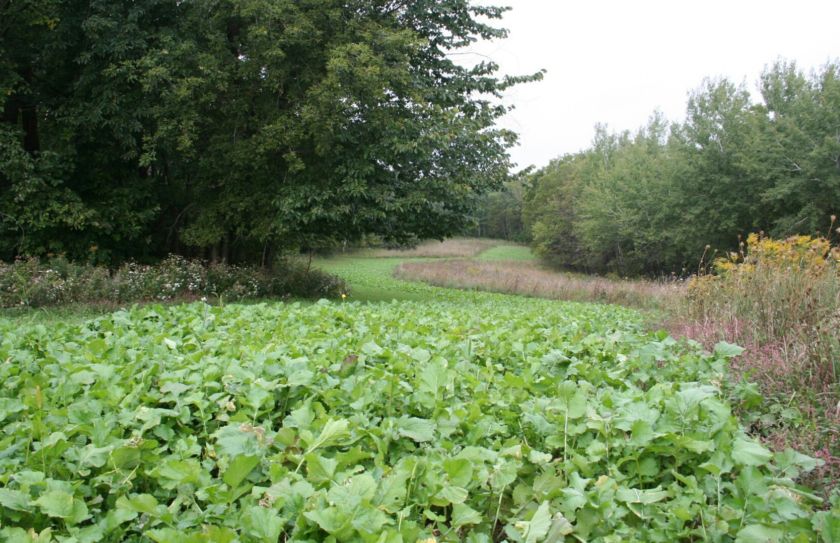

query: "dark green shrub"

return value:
[0, 256, 345, 308]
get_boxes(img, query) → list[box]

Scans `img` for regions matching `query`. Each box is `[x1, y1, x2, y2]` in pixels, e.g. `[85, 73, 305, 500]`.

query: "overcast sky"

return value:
[467, 0, 840, 170]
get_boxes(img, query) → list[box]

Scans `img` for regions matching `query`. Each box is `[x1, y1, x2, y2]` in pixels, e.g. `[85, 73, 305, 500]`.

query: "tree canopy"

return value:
[1, 0, 539, 264]
[523, 61, 840, 276]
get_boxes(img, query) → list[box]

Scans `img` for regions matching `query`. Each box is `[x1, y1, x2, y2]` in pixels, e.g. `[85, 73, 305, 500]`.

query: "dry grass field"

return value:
[395, 259, 682, 310]
[363, 237, 500, 258]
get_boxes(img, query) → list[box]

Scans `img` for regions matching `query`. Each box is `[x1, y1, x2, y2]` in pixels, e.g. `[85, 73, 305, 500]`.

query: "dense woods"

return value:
[522, 62, 840, 275]
[0, 0, 538, 265]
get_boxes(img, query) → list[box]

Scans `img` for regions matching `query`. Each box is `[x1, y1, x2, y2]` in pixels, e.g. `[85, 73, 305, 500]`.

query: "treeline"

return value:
[521, 61, 840, 276]
[468, 181, 527, 241]
[1, 1, 535, 265]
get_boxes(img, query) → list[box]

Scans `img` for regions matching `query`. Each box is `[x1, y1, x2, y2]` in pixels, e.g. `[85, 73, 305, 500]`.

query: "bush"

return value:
[0, 255, 345, 308]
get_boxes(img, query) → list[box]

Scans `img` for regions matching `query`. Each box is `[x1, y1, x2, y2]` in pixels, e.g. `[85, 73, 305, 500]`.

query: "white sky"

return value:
[467, 0, 840, 170]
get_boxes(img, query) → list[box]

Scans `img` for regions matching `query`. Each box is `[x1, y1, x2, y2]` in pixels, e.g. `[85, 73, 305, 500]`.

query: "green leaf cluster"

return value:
[0, 288, 834, 540]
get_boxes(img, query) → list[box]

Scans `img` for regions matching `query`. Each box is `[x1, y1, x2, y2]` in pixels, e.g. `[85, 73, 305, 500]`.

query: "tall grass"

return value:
[684, 233, 840, 389]
[675, 232, 840, 493]
[364, 238, 500, 258]
[395, 259, 681, 310]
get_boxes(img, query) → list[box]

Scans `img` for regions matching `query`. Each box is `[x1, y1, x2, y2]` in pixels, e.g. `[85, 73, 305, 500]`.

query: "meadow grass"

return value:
[475, 244, 536, 261]
[394, 259, 680, 310]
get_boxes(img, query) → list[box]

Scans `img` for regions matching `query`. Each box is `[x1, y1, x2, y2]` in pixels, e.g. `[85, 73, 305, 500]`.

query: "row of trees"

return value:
[467, 180, 527, 241]
[522, 61, 840, 276]
[1, 0, 537, 264]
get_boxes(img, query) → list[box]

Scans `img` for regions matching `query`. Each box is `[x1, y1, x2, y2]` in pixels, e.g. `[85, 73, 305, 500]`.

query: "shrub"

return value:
[687, 233, 840, 384]
[0, 255, 345, 308]
[682, 232, 840, 493]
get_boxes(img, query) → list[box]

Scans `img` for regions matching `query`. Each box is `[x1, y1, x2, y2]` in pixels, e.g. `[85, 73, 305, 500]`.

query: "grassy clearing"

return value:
[394, 259, 680, 311]
[316, 257, 437, 302]
[476, 244, 536, 262]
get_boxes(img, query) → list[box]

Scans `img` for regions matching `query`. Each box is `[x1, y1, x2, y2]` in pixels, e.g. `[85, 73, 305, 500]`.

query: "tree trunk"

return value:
[221, 234, 230, 264]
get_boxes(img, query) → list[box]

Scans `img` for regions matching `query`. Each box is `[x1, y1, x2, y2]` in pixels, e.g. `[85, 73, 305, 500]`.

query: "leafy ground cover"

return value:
[1, 252, 838, 542]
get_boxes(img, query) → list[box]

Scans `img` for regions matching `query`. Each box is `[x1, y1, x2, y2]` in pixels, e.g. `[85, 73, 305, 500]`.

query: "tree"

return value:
[471, 179, 527, 241]
[0, 0, 540, 263]
[521, 62, 839, 277]
[758, 61, 840, 235]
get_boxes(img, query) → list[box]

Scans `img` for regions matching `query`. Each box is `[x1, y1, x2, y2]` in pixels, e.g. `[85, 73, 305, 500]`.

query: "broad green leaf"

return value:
[444, 458, 474, 487]
[545, 511, 574, 540]
[304, 507, 351, 536]
[735, 524, 783, 543]
[351, 505, 392, 534]
[241, 506, 285, 543]
[0, 527, 53, 543]
[714, 342, 745, 358]
[306, 418, 350, 452]
[732, 437, 773, 466]
[452, 503, 483, 528]
[524, 501, 553, 543]
[396, 416, 436, 442]
[214, 424, 263, 457]
[223, 454, 260, 488]
[155, 458, 203, 485]
[117, 493, 159, 515]
[435, 485, 469, 505]
[305, 453, 338, 484]
[813, 510, 840, 543]
[556, 381, 587, 419]
[34, 490, 74, 518]
[0, 488, 32, 512]
[616, 486, 668, 504]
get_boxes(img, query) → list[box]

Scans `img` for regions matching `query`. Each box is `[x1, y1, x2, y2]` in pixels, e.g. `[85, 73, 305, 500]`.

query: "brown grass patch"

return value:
[394, 259, 682, 310]
[365, 238, 501, 258]
[666, 233, 840, 497]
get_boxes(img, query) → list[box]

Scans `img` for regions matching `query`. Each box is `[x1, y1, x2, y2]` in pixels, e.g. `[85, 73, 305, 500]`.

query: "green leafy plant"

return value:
[0, 287, 835, 541]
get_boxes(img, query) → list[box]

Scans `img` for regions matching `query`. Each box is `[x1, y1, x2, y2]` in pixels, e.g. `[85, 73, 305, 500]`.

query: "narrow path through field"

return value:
[316, 240, 539, 304]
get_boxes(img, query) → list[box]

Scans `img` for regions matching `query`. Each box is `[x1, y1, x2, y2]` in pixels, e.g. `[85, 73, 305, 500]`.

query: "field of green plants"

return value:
[1, 255, 837, 542]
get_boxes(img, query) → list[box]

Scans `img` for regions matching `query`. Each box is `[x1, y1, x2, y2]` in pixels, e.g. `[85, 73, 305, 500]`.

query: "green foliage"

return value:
[524, 61, 840, 275]
[0, 0, 539, 263]
[0, 255, 344, 307]
[470, 180, 528, 241]
[0, 269, 835, 539]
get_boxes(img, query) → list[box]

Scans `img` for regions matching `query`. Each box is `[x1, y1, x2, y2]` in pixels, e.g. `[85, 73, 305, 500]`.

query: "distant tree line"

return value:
[1, 0, 538, 265]
[521, 61, 840, 276]
[467, 180, 527, 241]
